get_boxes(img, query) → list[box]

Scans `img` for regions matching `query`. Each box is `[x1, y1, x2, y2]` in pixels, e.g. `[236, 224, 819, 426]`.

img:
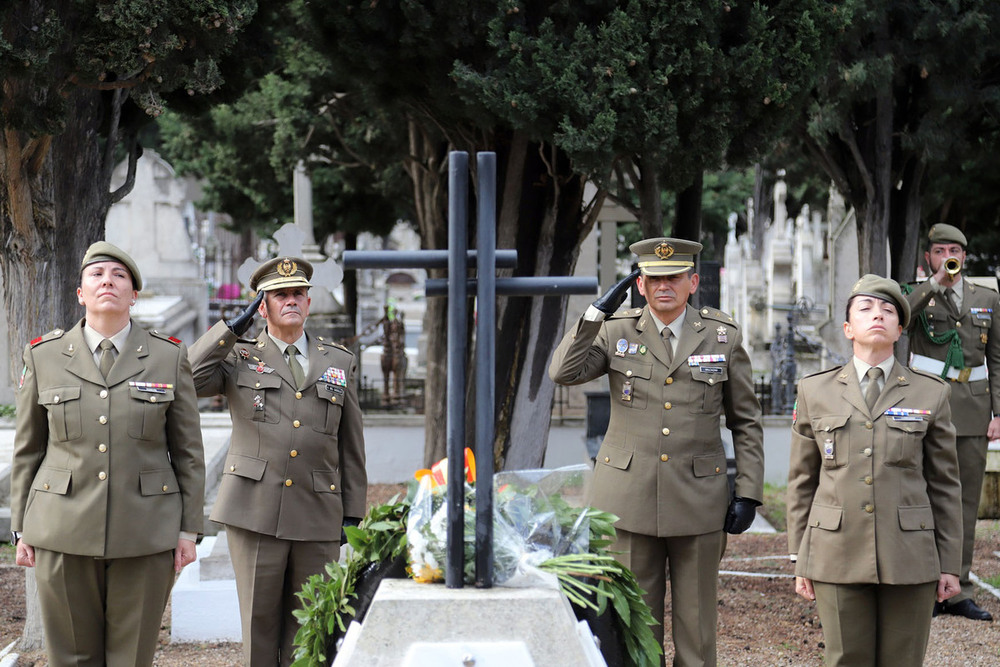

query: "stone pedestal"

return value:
[979, 442, 1000, 519]
[171, 534, 242, 643]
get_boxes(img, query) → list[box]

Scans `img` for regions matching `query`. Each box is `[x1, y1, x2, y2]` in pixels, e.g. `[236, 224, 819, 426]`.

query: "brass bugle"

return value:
[945, 257, 961, 275]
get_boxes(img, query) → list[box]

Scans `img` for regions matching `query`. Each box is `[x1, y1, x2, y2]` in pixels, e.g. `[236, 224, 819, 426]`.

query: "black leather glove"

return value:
[225, 290, 265, 336]
[341, 516, 362, 544]
[723, 497, 759, 535]
[592, 268, 641, 315]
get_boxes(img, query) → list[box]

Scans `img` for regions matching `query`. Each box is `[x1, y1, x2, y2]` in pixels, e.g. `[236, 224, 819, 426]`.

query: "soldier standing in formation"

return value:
[549, 237, 764, 667]
[11, 242, 206, 666]
[904, 223, 999, 621]
[788, 275, 962, 665]
[189, 256, 367, 666]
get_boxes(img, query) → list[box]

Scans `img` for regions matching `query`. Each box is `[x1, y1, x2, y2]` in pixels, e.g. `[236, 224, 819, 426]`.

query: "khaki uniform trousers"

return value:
[813, 580, 937, 667]
[226, 525, 340, 666]
[615, 528, 727, 667]
[34, 547, 174, 667]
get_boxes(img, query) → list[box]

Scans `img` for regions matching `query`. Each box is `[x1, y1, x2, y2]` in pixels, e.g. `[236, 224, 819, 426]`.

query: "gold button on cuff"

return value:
[660, 454, 669, 462]
[43, 483, 50, 490]
[98, 472, 107, 481]
[99, 416, 107, 424]
[285, 479, 293, 487]
[864, 504, 874, 513]
[100, 390, 108, 399]
[290, 450, 298, 458]
[665, 377, 674, 385]
[162, 485, 169, 492]
[661, 428, 670, 436]
[330, 484, 336, 491]
[293, 420, 301, 428]
[863, 448, 872, 457]
[218, 339, 226, 346]
[664, 402, 672, 410]
[98, 444, 107, 453]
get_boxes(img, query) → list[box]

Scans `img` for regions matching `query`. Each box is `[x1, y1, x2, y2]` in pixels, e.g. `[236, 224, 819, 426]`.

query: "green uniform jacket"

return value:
[787, 361, 962, 584]
[188, 321, 367, 541]
[11, 320, 206, 558]
[549, 304, 764, 537]
[905, 279, 1000, 435]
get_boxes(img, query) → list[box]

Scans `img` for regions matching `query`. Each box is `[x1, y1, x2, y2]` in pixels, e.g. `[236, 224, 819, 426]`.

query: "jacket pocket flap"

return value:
[315, 383, 346, 402]
[807, 503, 843, 530]
[236, 373, 282, 390]
[38, 386, 81, 405]
[692, 453, 727, 477]
[885, 418, 929, 434]
[32, 467, 71, 494]
[139, 468, 180, 496]
[898, 505, 935, 531]
[597, 444, 633, 470]
[609, 356, 652, 380]
[691, 365, 729, 384]
[313, 471, 341, 493]
[128, 386, 175, 403]
[813, 414, 850, 432]
[224, 454, 267, 481]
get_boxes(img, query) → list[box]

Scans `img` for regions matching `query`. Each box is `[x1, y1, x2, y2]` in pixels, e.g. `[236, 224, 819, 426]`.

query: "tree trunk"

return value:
[888, 158, 925, 284]
[674, 171, 704, 242]
[635, 156, 662, 238]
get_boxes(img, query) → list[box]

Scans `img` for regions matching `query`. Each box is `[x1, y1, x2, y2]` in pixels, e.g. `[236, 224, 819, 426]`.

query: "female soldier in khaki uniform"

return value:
[787, 275, 962, 666]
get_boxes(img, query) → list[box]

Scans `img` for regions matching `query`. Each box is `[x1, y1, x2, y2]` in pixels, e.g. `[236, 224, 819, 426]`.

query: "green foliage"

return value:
[759, 483, 788, 532]
[0, 404, 15, 419]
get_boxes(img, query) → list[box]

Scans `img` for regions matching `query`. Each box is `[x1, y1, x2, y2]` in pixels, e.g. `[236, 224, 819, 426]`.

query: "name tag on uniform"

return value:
[700, 366, 724, 374]
[687, 354, 726, 366]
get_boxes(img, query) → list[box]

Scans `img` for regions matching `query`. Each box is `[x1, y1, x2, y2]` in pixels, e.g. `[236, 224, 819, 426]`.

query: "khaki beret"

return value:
[928, 223, 967, 248]
[250, 256, 313, 292]
[81, 241, 142, 291]
[629, 237, 703, 276]
[849, 274, 910, 328]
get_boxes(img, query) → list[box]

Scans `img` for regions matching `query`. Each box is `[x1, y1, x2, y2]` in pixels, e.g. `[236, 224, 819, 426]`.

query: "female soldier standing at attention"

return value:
[787, 275, 962, 667]
[10, 242, 205, 667]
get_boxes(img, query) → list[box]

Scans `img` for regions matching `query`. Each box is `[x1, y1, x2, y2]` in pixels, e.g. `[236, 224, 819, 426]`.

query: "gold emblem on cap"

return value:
[277, 259, 298, 277]
[654, 242, 674, 259]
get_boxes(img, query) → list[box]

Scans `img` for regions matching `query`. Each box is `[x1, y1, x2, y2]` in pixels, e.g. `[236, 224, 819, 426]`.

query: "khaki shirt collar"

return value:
[83, 321, 131, 355]
[852, 354, 895, 390]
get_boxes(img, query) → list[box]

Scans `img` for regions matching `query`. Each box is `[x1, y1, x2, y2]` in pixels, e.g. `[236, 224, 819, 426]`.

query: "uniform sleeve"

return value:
[786, 380, 820, 558]
[921, 382, 962, 575]
[167, 342, 207, 535]
[548, 316, 610, 386]
[338, 354, 368, 520]
[987, 291, 1000, 417]
[722, 327, 764, 503]
[10, 344, 47, 533]
[188, 320, 238, 397]
[903, 280, 939, 328]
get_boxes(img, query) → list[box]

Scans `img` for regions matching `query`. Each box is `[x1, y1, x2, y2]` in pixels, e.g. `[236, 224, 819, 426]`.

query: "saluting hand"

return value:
[226, 290, 266, 336]
[592, 268, 641, 315]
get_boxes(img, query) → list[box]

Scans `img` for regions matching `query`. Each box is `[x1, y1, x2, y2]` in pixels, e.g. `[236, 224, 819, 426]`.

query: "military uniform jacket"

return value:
[549, 304, 764, 537]
[787, 361, 962, 584]
[11, 320, 206, 558]
[189, 321, 367, 542]
[905, 279, 1000, 435]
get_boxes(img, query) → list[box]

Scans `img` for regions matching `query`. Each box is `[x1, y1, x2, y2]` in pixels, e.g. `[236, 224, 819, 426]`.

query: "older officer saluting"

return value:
[904, 223, 1000, 621]
[189, 256, 367, 666]
[549, 237, 764, 667]
[11, 242, 205, 666]
[788, 275, 962, 666]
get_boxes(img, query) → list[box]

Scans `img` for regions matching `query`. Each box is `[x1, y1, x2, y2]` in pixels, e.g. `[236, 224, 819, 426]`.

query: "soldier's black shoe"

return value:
[935, 599, 993, 621]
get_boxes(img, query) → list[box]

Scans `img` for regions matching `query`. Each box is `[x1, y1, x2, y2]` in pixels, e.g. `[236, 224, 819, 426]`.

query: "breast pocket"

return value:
[812, 414, 850, 468]
[609, 357, 652, 410]
[314, 383, 346, 434]
[690, 364, 728, 414]
[128, 386, 175, 440]
[38, 386, 82, 441]
[973, 316, 991, 346]
[236, 372, 282, 424]
[884, 418, 928, 469]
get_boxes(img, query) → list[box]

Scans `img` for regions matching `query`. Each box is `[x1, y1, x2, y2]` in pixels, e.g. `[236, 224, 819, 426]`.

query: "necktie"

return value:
[945, 287, 960, 316]
[864, 367, 883, 411]
[662, 328, 674, 365]
[286, 344, 306, 389]
[99, 339, 115, 379]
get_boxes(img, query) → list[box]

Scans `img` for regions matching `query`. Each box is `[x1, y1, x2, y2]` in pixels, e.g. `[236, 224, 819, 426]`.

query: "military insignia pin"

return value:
[621, 379, 633, 402]
[983, 332, 989, 344]
[716, 326, 728, 343]
[277, 258, 298, 277]
[928, 298, 936, 307]
[238, 348, 250, 359]
[249, 362, 275, 374]
[654, 242, 674, 259]
[639, 344, 647, 355]
[253, 394, 264, 411]
[628, 343, 639, 354]
[823, 438, 835, 460]
[615, 338, 628, 357]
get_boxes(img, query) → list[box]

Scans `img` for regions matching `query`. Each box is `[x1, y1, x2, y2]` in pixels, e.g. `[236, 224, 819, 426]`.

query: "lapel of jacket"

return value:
[254, 329, 296, 388]
[105, 322, 150, 386]
[63, 322, 105, 386]
[834, 362, 870, 417]
[635, 306, 671, 369]
[872, 360, 909, 416]
[303, 334, 332, 388]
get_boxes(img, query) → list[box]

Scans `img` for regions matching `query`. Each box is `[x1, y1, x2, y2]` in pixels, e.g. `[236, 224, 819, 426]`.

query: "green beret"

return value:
[250, 256, 313, 292]
[629, 237, 703, 276]
[928, 223, 967, 248]
[80, 241, 142, 291]
[849, 274, 910, 328]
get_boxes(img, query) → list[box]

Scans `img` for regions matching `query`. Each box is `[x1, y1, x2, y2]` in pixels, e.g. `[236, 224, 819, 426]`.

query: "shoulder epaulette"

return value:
[696, 307, 739, 326]
[150, 330, 183, 346]
[30, 329, 65, 346]
[609, 307, 643, 320]
[801, 366, 841, 381]
[909, 367, 949, 385]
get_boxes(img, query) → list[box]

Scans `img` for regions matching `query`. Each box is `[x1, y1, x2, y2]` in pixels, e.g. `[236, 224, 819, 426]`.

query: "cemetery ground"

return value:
[2, 486, 999, 666]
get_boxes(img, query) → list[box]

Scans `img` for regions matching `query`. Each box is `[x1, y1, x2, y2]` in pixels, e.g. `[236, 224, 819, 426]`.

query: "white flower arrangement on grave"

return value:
[292, 449, 662, 667]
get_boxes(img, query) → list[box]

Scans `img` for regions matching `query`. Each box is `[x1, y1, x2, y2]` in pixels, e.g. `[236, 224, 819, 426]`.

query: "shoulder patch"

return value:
[30, 329, 65, 346]
[150, 330, 183, 346]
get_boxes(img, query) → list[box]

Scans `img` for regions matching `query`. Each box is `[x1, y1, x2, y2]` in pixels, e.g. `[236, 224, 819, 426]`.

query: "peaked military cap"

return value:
[250, 256, 313, 292]
[629, 237, 703, 276]
[928, 223, 967, 248]
[849, 273, 910, 328]
[81, 241, 142, 291]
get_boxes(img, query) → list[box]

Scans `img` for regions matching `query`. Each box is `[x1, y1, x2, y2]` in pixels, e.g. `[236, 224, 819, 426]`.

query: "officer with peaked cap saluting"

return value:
[11, 241, 205, 666]
[903, 223, 1000, 621]
[788, 274, 962, 665]
[189, 256, 367, 666]
[549, 237, 764, 666]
